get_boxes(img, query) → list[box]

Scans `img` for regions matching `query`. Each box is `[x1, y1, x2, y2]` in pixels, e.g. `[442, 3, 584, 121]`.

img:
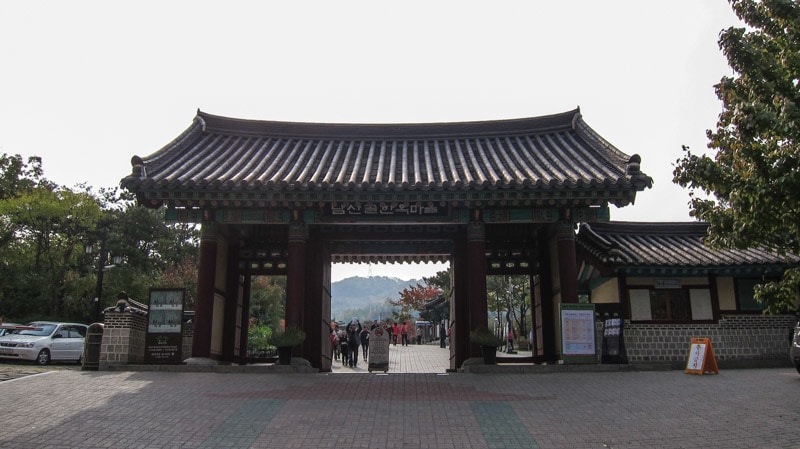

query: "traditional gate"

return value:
[121, 108, 651, 370]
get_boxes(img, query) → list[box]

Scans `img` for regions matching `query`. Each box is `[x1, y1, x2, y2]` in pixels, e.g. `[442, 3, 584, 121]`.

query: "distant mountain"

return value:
[330, 276, 422, 322]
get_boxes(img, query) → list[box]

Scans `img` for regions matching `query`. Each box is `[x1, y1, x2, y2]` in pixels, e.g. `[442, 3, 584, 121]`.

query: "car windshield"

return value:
[16, 323, 57, 336]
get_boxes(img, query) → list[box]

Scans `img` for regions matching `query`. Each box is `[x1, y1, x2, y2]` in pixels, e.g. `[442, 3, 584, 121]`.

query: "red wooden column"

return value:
[238, 275, 252, 363]
[285, 217, 307, 332]
[221, 229, 241, 363]
[467, 213, 488, 358]
[452, 228, 470, 369]
[556, 223, 579, 303]
[303, 229, 329, 370]
[192, 220, 218, 359]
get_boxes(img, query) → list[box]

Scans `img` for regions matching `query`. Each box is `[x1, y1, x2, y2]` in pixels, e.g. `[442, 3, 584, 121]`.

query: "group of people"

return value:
[330, 319, 424, 368]
[387, 321, 410, 346]
[331, 319, 371, 367]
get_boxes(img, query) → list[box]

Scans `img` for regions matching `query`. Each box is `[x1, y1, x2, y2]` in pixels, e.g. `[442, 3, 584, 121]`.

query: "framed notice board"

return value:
[145, 289, 185, 364]
[685, 337, 719, 375]
[560, 303, 596, 364]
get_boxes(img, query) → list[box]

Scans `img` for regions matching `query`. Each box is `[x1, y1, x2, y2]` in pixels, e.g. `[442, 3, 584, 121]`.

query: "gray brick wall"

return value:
[622, 314, 795, 366]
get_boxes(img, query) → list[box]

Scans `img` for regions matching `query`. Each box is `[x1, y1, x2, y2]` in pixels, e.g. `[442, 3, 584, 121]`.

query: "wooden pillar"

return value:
[556, 223, 579, 303]
[538, 228, 557, 362]
[238, 275, 252, 364]
[302, 228, 329, 369]
[221, 229, 241, 363]
[192, 220, 217, 359]
[467, 214, 488, 358]
[452, 228, 470, 369]
[285, 216, 307, 332]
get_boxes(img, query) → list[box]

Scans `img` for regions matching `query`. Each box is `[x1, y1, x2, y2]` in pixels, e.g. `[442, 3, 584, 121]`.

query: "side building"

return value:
[576, 221, 799, 368]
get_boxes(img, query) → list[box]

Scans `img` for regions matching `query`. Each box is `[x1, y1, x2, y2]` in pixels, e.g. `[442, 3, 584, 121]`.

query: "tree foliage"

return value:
[673, 0, 800, 313]
[390, 282, 443, 323]
[487, 275, 530, 339]
[249, 276, 286, 330]
[420, 270, 451, 323]
[0, 153, 200, 323]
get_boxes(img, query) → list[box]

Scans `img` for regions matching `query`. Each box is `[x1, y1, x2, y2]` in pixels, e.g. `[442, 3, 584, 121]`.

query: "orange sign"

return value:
[685, 337, 719, 375]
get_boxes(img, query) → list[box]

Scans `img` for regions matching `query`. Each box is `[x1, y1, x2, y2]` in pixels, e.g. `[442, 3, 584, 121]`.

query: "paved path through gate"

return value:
[1, 361, 798, 448]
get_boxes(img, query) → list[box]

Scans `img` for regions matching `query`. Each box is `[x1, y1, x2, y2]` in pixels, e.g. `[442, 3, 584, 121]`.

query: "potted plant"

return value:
[470, 327, 504, 365]
[270, 327, 306, 365]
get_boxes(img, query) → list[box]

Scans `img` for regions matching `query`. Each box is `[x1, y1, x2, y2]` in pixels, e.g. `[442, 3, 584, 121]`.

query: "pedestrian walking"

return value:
[347, 319, 362, 367]
[330, 328, 339, 361]
[339, 330, 350, 366]
[416, 326, 422, 345]
[401, 322, 409, 346]
[360, 326, 370, 360]
[439, 322, 446, 348]
[391, 322, 399, 346]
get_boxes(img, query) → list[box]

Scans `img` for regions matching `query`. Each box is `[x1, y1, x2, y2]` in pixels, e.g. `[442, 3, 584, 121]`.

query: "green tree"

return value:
[80, 190, 200, 315]
[0, 184, 102, 319]
[0, 153, 45, 200]
[673, 0, 800, 313]
[249, 276, 286, 330]
[487, 275, 530, 339]
[0, 155, 200, 322]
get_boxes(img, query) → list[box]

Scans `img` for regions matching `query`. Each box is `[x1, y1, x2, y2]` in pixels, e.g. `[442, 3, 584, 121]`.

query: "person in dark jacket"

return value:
[347, 320, 362, 367]
[360, 326, 370, 360]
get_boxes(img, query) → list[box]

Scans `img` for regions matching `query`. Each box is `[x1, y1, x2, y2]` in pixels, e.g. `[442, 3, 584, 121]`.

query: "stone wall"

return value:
[622, 314, 795, 367]
[100, 311, 148, 365]
[100, 311, 195, 368]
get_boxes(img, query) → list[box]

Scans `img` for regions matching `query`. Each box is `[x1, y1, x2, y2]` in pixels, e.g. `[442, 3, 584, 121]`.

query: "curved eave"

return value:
[121, 109, 652, 208]
[577, 222, 800, 272]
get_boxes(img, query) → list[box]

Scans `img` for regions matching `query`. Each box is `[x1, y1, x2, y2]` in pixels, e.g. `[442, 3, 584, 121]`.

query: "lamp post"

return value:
[92, 228, 109, 323]
[86, 226, 123, 323]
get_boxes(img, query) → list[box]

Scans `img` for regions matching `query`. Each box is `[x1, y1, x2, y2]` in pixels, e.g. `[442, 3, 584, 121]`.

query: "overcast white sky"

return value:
[0, 1, 740, 281]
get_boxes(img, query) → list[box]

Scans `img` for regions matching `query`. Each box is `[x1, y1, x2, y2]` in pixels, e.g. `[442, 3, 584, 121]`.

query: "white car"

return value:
[0, 322, 88, 365]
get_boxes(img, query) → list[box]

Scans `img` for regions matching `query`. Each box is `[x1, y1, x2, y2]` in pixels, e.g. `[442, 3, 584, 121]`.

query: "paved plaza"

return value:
[1, 344, 798, 449]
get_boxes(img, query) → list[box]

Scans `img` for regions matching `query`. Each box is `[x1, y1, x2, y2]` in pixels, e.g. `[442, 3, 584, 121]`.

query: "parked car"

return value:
[0, 322, 88, 365]
[791, 320, 800, 374]
[0, 323, 21, 337]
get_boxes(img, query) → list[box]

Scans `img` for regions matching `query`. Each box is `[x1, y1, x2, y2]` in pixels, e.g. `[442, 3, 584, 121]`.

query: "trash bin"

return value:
[82, 322, 104, 371]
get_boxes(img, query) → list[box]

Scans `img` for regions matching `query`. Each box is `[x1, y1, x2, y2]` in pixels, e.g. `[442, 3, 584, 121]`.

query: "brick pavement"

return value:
[1, 346, 799, 449]
[331, 341, 455, 373]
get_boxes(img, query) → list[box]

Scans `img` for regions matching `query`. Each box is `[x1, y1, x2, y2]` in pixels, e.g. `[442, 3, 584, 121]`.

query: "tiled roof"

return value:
[121, 109, 652, 207]
[577, 221, 800, 268]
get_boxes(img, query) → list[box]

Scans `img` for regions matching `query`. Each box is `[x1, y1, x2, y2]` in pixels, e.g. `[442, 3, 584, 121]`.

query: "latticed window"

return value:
[648, 289, 691, 321]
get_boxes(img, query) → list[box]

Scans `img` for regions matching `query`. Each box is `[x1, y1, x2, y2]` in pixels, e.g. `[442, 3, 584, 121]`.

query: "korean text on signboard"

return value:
[560, 303, 596, 363]
[328, 202, 445, 217]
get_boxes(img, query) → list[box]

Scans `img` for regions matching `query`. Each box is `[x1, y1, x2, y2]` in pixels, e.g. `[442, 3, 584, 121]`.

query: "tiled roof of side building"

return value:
[577, 221, 800, 268]
[121, 108, 652, 205]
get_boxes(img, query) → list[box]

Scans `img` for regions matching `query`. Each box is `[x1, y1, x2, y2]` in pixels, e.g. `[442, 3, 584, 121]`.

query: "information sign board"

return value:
[145, 289, 185, 364]
[560, 303, 596, 363]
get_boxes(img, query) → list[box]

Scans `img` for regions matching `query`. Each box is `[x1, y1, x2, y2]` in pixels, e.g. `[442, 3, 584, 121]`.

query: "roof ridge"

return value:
[196, 109, 581, 139]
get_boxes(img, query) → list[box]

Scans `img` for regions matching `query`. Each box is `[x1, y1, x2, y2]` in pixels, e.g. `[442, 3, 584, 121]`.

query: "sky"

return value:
[0, 1, 741, 282]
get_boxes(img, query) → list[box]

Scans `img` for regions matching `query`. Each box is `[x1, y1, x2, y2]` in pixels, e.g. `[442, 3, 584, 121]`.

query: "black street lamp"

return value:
[93, 230, 108, 323]
[86, 227, 123, 323]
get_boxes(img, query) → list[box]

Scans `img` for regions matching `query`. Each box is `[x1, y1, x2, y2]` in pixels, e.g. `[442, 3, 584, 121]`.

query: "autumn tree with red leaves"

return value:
[390, 283, 442, 322]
